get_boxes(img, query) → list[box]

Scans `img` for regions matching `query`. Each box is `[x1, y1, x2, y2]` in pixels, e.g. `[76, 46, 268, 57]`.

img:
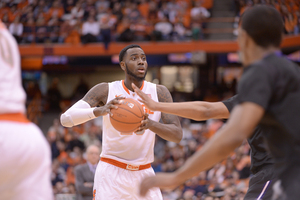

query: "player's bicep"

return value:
[228, 102, 265, 138]
[209, 102, 230, 119]
[82, 83, 108, 107]
[157, 85, 180, 125]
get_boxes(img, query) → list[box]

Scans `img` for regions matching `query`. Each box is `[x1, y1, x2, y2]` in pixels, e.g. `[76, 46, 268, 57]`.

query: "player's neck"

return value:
[123, 79, 143, 92]
[244, 46, 279, 66]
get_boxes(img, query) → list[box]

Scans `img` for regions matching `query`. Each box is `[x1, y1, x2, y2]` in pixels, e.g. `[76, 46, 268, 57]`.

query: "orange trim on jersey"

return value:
[122, 80, 144, 95]
[122, 80, 130, 95]
[100, 157, 151, 171]
[0, 113, 30, 123]
[140, 81, 144, 90]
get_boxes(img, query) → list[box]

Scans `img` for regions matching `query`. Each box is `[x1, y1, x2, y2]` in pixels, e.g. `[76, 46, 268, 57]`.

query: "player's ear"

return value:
[120, 61, 126, 71]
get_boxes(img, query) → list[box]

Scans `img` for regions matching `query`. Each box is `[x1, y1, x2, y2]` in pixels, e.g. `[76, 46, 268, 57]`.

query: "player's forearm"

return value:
[173, 124, 244, 184]
[156, 101, 228, 121]
[60, 100, 96, 127]
[172, 104, 261, 184]
[149, 121, 182, 143]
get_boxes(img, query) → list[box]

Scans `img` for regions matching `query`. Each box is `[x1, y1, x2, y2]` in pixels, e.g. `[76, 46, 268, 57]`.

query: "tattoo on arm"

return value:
[82, 83, 108, 107]
[157, 85, 179, 125]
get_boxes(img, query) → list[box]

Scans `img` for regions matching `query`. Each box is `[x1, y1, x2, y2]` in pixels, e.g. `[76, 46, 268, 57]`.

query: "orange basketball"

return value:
[110, 98, 144, 133]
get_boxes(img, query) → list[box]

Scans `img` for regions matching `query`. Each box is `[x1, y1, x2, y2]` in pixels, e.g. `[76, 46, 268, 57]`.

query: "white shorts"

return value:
[0, 120, 53, 200]
[93, 161, 163, 200]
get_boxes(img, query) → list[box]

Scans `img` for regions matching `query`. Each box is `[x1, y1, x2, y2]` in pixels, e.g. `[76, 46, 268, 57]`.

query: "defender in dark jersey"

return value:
[132, 89, 276, 199]
[137, 5, 300, 200]
[223, 96, 276, 200]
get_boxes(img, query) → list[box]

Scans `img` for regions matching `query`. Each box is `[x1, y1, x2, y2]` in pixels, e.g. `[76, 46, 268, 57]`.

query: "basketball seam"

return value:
[128, 99, 144, 117]
[110, 116, 142, 124]
[113, 106, 143, 119]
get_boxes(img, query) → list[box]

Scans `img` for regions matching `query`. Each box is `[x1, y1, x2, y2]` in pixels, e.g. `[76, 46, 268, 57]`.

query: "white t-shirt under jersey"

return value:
[100, 80, 161, 165]
[0, 22, 26, 114]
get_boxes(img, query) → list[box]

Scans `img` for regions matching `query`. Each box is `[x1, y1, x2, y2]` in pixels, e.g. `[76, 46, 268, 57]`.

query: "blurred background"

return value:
[2, 0, 300, 199]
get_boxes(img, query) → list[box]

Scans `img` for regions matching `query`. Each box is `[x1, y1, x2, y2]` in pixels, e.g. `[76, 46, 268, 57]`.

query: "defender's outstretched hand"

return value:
[139, 173, 180, 197]
[132, 83, 158, 111]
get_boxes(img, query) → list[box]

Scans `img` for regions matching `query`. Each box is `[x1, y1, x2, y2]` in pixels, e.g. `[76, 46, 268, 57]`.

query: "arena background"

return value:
[4, 0, 300, 199]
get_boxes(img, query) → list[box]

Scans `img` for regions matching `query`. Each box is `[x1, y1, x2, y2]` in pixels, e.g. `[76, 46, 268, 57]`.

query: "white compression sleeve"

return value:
[60, 100, 96, 127]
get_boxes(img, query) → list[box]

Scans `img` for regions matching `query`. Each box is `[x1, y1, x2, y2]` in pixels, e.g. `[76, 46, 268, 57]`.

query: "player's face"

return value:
[237, 27, 247, 64]
[123, 48, 148, 81]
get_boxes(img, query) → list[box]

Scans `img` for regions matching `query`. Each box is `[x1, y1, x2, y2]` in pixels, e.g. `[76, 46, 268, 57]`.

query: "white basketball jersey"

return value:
[0, 22, 26, 114]
[101, 80, 161, 165]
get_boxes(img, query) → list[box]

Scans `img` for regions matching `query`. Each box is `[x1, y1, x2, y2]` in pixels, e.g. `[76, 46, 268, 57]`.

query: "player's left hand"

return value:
[139, 173, 179, 197]
[135, 113, 153, 132]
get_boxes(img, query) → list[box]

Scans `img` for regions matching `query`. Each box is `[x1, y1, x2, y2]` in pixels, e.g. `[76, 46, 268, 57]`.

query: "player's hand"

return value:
[135, 113, 153, 132]
[93, 96, 124, 117]
[132, 83, 158, 111]
[139, 173, 179, 197]
[84, 182, 93, 188]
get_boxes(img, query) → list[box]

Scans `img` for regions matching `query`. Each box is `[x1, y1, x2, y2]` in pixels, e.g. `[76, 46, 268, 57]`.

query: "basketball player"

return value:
[132, 90, 275, 199]
[0, 21, 53, 200]
[60, 44, 182, 200]
[138, 5, 300, 200]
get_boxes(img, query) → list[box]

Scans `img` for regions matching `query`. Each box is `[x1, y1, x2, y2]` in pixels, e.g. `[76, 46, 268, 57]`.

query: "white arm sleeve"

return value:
[60, 100, 97, 127]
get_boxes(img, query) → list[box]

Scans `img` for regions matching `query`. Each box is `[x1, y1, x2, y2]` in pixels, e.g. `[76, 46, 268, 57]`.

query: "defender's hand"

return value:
[139, 173, 179, 197]
[132, 83, 158, 111]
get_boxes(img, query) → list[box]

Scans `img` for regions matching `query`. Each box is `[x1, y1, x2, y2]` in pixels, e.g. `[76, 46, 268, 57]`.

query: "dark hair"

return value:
[240, 5, 283, 48]
[119, 44, 142, 62]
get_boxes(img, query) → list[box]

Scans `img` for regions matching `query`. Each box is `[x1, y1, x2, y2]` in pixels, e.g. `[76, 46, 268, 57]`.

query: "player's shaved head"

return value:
[119, 44, 142, 62]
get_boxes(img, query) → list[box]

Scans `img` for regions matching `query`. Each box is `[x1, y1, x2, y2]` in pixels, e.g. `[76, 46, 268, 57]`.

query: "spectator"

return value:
[58, 19, 73, 43]
[81, 16, 99, 44]
[190, 1, 211, 21]
[154, 16, 173, 40]
[99, 13, 113, 50]
[8, 5, 20, 22]
[117, 18, 134, 42]
[48, 16, 60, 43]
[9, 16, 23, 43]
[46, 77, 62, 112]
[111, 2, 123, 21]
[47, 0, 64, 20]
[83, 0, 96, 21]
[70, 2, 84, 20]
[22, 17, 35, 43]
[74, 145, 100, 200]
[33, 0, 49, 19]
[63, 0, 75, 15]
[35, 13, 48, 43]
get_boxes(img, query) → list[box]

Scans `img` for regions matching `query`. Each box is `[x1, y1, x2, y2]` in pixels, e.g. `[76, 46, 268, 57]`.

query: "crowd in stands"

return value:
[1, 0, 213, 46]
[233, 0, 300, 35]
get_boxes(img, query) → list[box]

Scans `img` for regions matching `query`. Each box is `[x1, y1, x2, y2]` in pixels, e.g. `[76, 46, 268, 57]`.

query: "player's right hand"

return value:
[132, 83, 158, 111]
[93, 96, 124, 117]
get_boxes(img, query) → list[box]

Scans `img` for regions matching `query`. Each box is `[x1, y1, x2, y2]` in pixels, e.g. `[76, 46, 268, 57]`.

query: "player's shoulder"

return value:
[156, 84, 169, 94]
[156, 84, 172, 102]
[90, 82, 108, 91]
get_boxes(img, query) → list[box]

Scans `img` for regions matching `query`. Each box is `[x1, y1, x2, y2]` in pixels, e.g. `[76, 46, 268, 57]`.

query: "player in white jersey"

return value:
[60, 44, 183, 199]
[0, 21, 53, 200]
